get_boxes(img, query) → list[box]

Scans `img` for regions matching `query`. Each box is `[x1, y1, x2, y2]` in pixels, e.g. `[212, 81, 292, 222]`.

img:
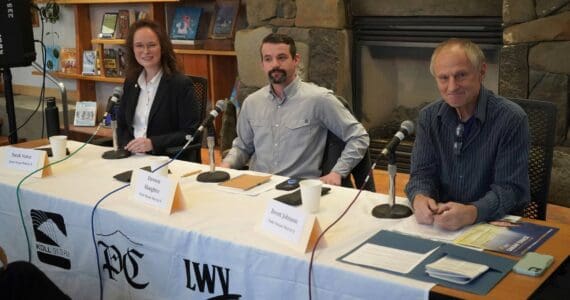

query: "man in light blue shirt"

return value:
[221, 33, 369, 185]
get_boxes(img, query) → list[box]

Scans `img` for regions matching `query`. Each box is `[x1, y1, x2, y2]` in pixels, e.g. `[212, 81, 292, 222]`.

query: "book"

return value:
[74, 101, 97, 126]
[115, 10, 130, 39]
[82, 50, 97, 75]
[117, 48, 127, 77]
[425, 256, 489, 285]
[103, 48, 120, 77]
[454, 219, 559, 256]
[60, 48, 78, 74]
[170, 7, 202, 42]
[218, 174, 271, 191]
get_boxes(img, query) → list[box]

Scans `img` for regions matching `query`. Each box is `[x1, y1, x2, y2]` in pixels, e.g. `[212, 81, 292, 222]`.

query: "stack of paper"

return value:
[425, 256, 489, 285]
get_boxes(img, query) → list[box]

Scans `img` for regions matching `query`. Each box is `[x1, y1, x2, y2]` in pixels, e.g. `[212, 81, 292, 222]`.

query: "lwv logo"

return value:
[184, 259, 241, 299]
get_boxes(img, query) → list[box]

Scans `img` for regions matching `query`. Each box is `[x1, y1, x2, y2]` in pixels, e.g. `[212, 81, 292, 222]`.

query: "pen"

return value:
[181, 170, 202, 177]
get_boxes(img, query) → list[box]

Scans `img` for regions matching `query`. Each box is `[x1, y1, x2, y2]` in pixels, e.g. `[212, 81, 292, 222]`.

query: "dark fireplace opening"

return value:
[352, 16, 503, 172]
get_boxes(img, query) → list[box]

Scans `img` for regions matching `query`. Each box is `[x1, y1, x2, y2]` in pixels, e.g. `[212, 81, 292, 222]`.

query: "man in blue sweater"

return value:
[405, 38, 530, 230]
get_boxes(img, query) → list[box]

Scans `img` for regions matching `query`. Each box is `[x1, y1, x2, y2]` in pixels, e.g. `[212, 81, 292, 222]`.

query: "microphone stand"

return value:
[102, 113, 130, 159]
[371, 149, 413, 219]
[197, 126, 230, 183]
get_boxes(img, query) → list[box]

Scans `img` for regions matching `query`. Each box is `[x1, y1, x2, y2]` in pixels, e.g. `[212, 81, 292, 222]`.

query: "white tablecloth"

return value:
[0, 141, 433, 299]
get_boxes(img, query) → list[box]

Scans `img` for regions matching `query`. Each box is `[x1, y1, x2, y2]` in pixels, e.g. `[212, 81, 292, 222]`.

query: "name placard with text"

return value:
[2, 147, 51, 178]
[131, 169, 186, 214]
[259, 200, 323, 253]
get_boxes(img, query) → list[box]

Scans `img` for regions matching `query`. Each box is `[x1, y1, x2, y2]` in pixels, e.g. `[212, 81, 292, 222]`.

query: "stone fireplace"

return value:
[230, 0, 570, 172]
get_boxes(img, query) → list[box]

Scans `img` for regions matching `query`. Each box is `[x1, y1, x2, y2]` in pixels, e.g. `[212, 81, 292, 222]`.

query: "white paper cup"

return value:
[49, 135, 68, 160]
[150, 157, 169, 177]
[300, 179, 322, 213]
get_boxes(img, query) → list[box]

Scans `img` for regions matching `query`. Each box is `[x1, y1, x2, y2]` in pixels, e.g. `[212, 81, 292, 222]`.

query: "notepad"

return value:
[425, 256, 489, 285]
[218, 174, 271, 191]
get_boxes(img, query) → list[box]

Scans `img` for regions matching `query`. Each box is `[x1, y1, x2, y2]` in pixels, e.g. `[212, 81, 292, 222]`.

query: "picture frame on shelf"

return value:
[114, 10, 130, 39]
[99, 12, 118, 39]
[170, 6, 203, 45]
[81, 50, 97, 76]
[74, 101, 97, 127]
[209, 0, 240, 40]
[60, 48, 77, 74]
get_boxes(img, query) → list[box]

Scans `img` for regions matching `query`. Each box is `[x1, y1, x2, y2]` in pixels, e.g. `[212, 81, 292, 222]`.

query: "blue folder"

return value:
[338, 230, 516, 295]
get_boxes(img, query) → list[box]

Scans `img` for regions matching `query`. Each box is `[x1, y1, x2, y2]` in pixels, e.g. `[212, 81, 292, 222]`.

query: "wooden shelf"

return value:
[90, 39, 236, 57]
[174, 49, 237, 56]
[91, 38, 126, 45]
[34, 0, 178, 4]
[32, 71, 124, 84]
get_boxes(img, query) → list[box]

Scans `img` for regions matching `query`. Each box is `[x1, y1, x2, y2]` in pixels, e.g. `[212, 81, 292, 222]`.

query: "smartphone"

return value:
[275, 178, 302, 191]
[512, 252, 553, 277]
[273, 187, 331, 206]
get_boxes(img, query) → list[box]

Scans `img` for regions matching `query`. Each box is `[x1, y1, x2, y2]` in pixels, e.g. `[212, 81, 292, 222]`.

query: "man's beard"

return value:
[268, 68, 287, 84]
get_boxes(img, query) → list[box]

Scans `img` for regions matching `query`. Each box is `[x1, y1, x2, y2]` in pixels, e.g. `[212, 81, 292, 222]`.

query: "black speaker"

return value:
[0, 0, 36, 68]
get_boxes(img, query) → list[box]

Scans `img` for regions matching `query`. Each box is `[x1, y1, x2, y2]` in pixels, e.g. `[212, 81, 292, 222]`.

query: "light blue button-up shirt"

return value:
[223, 77, 369, 179]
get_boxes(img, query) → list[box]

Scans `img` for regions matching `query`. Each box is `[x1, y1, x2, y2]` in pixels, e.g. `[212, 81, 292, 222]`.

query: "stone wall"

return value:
[236, 0, 351, 101]
[501, 0, 570, 143]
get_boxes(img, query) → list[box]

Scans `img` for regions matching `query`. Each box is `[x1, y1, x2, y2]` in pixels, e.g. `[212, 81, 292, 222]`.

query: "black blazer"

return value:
[117, 72, 200, 155]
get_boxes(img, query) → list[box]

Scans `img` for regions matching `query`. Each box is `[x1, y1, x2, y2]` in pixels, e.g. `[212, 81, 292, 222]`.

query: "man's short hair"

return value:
[260, 33, 297, 59]
[429, 38, 486, 76]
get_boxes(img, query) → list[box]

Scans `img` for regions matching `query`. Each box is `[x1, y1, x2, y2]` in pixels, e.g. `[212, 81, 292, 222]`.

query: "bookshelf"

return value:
[34, 0, 238, 123]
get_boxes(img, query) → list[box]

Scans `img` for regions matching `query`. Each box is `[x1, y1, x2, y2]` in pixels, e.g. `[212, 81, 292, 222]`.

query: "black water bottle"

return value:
[45, 97, 60, 137]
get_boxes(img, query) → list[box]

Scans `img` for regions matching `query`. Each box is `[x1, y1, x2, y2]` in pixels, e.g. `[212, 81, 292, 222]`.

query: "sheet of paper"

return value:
[341, 243, 437, 274]
[390, 216, 469, 242]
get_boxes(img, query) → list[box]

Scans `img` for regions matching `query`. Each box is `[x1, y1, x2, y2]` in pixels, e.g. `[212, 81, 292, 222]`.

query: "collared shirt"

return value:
[133, 69, 163, 138]
[223, 77, 370, 179]
[405, 86, 530, 223]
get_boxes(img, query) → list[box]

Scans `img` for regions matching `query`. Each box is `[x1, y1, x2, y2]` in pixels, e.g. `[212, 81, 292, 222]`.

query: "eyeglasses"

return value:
[134, 43, 158, 51]
[453, 123, 464, 156]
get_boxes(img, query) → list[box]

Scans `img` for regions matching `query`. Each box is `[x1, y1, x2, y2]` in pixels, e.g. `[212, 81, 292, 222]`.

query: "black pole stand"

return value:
[2, 68, 19, 144]
[197, 126, 229, 182]
[102, 117, 130, 159]
[372, 150, 413, 218]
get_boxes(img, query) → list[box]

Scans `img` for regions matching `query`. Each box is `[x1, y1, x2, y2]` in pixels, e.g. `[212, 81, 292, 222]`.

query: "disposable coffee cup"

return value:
[300, 179, 322, 213]
[150, 157, 169, 177]
[49, 135, 68, 160]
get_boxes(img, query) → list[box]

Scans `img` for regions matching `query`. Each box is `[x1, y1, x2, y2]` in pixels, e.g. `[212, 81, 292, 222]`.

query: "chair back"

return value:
[165, 75, 208, 163]
[510, 98, 557, 220]
[188, 75, 209, 122]
[321, 95, 375, 192]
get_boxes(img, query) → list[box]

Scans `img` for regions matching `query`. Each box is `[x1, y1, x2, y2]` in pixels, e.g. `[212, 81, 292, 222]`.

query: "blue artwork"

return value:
[170, 7, 202, 40]
[45, 46, 61, 72]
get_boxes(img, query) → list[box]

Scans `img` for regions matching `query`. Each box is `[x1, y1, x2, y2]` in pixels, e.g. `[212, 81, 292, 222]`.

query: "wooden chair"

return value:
[510, 98, 557, 220]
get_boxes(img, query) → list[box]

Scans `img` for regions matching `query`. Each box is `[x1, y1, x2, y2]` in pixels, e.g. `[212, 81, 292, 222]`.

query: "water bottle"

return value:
[45, 97, 60, 137]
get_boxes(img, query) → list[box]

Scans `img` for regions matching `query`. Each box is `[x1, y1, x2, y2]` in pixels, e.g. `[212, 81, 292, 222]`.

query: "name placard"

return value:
[259, 200, 323, 253]
[2, 147, 51, 178]
[131, 169, 186, 214]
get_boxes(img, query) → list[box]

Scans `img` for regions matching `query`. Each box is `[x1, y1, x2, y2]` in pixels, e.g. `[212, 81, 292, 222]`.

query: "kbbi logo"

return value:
[31, 210, 71, 269]
[184, 259, 242, 299]
[97, 230, 149, 289]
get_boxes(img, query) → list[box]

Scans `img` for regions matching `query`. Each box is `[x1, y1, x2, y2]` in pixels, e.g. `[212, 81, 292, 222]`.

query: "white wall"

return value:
[11, 5, 77, 90]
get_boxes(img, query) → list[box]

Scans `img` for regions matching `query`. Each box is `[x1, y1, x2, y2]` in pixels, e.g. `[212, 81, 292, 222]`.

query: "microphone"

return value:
[102, 86, 123, 120]
[196, 120, 230, 183]
[196, 99, 227, 134]
[381, 120, 414, 156]
[183, 99, 228, 154]
[101, 86, 129, 160]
